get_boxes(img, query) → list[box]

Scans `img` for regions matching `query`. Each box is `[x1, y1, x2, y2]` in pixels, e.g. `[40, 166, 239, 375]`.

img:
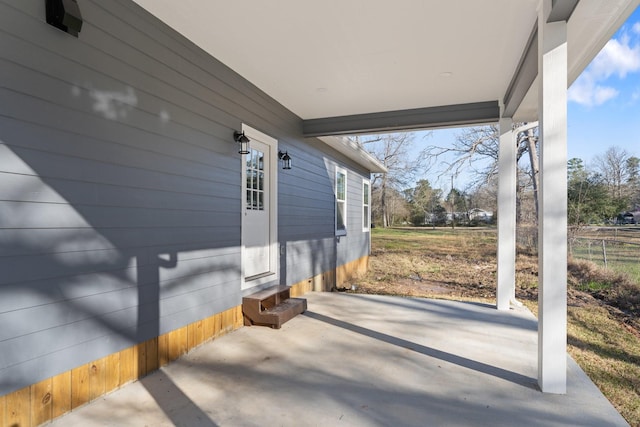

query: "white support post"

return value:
[538, 0, 568, 394]
[497, 116, 515, 311]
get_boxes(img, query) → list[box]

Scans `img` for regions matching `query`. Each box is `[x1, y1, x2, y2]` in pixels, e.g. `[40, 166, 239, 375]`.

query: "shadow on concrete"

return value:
[303, 310, 538, 390]
[47, 293, 628, 427]
[337, 292, 538, 331]
[140, 370, 219, 427]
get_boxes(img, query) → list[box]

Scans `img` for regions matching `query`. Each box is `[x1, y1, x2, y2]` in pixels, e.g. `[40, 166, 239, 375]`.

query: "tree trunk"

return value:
[450, 175, 455, 229]
[381, 175, 389, 228]
[526, 128, 540, 223]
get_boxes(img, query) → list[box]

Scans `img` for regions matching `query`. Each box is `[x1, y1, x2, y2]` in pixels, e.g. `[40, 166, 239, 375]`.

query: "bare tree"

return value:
[521, 126, 539, 221]
[627, 156, 640, 208]
[425, 123, 540, 223]
[467, 175, 498, 214]
[425, 125, 500, 183]
[593, 146, 632, 201]
[517, 166, 537, 224]
[371, 185, 410, 226]
[356, 132, 429, 227]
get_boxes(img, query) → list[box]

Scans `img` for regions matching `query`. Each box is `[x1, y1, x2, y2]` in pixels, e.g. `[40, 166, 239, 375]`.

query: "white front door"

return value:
[241, 126, 277, 289]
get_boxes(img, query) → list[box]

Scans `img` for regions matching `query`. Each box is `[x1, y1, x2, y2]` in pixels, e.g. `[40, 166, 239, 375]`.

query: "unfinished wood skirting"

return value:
[289, 255, 369, 295]
[0, 306, 242, 427]
[290, 271, 334, 295]
[336, 255, 369, 288]
[0, 256, 370, 427]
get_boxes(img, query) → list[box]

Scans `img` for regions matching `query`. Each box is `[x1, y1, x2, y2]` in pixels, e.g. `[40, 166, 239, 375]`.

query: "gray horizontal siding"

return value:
[0, 0, 258, 395]
[279, 139, 372, 285]
[0, 144, 238, 200]
[0, 226, 238, 257]
[0, 1, 295, 134]
[336, 164, 371, 268]
[1, 245, 239, 289]
[278, 144, 336, 285]
[0, 201, 240, 229]
[0, 0, 373, 397]
[283, 238, 336, 285]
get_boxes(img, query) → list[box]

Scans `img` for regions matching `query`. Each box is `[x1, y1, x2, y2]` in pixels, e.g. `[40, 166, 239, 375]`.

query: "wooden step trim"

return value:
[242, 286, 307, 329]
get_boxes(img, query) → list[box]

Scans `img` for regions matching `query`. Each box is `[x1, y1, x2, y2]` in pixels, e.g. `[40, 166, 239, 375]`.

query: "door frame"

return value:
[240, 124, 278, 290]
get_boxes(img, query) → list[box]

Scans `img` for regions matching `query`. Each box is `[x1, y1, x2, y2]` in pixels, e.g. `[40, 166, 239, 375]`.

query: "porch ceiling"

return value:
[132, 0, 638, 130]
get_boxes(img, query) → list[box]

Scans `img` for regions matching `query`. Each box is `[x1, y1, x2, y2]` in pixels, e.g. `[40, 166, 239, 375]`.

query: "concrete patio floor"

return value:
[49, 292, 628, 427]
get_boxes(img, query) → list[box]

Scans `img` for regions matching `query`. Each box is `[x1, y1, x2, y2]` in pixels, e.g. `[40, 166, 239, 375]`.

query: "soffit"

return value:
[131, 0, 638, 123]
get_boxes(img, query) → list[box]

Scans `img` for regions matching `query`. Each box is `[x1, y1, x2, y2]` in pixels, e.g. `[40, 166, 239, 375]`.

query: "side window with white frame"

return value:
[363, 178, 371, 232]
[335, 167, 347, 235]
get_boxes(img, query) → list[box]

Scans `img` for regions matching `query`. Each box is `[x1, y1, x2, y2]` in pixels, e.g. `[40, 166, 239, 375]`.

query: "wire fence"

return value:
[569, 238, 640, 281]
[516, 225, 640, 282]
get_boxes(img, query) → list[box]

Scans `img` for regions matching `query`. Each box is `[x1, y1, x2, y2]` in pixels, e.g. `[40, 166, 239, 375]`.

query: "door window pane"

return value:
[246, 148, 266, 211]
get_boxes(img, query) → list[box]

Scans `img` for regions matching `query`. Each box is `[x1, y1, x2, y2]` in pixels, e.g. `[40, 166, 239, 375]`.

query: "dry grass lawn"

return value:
[350, 227, 640, 426]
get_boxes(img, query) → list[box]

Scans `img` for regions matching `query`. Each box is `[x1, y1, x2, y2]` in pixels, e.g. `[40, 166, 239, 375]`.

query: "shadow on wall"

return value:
[277, 146, 343, 291]
[276, 134, 371, 292]
[0, 82, 242, 396]
[281, 237, 337, 291]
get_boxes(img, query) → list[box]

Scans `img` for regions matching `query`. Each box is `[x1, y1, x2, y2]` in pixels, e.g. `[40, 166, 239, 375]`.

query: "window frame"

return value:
[362, 178, 371, 232]
[335, 167, 347, 236]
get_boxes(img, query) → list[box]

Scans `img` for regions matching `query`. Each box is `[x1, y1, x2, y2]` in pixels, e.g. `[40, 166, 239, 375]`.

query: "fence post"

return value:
[602, 240, 608, 269]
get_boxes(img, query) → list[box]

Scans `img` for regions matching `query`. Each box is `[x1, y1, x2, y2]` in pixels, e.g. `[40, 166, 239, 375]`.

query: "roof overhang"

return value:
[131, 0, 639, 132]
[318, 137, 388, 174]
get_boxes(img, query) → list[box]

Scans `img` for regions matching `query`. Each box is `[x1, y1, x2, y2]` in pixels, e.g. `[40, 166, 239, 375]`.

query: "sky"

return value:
[567, 6, 640, 164]
[417, 6, 640, 191]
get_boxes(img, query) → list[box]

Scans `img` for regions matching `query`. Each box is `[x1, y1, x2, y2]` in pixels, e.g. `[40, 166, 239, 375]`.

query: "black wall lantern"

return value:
[234, 131, 250, 154]
[278, 151, 292, 170]
[46, 0, 83, 37]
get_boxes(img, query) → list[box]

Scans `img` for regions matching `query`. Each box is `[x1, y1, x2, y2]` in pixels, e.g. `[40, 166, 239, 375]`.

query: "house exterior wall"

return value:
[279, 148, 370, 290]
[339, 162, 370, 272]
[0, 0, 371, 401]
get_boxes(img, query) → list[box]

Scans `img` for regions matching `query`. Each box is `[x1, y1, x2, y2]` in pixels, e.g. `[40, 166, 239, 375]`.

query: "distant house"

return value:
[469, 208, 494, 223]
